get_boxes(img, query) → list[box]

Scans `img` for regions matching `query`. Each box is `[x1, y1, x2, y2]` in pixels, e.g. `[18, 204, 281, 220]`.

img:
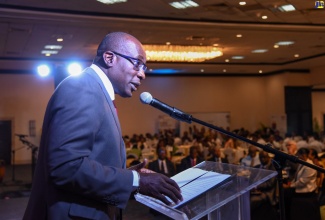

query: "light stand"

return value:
[16, 135, 38, 182]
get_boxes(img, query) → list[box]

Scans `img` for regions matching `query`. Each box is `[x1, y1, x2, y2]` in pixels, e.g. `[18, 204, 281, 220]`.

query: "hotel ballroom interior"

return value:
[0, 0, 325, 219]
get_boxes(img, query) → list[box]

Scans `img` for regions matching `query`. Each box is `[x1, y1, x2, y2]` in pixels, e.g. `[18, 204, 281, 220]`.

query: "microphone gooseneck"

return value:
[140, 92, 192, 123]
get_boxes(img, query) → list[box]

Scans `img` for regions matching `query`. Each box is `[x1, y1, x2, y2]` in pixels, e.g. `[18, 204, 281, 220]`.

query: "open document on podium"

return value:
[137, 167, 231, 209]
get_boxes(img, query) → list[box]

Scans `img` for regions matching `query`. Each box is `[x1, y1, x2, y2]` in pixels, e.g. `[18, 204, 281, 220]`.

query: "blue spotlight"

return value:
[67, 63, 82, 76]
[37, 64, 51, 77]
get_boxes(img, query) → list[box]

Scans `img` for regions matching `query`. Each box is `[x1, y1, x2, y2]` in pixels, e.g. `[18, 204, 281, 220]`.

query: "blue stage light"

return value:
[67, 63, 82, 76]
[37, 64, 51, 77]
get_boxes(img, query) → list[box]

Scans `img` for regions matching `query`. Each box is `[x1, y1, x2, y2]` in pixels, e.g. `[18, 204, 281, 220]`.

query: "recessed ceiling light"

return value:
[170, 0, 199, 9]
[294, 54, 300, 58]
[223, 69, 227, 72]
[96, 0, 127, 4]
[213, 43, 219, 47]
[232, 56, 244, 59]
[200, 69, 204, 72]
[262, 15, 268, 19]
[166, 42, 171, 45]
[274, 45, 279, 48]
[259, 70, 263, 73]
[225, 59, 229, 62]
[252, 49, 268, 53]
[57, 38, 63, 42]
[278, 4, 296, 12]
[276, 41, 295, 46]
[236, 34, 242, 38]
[239, 2, 246, 6]
[41, 50, 58, 54]
[44, 45, 63, 50]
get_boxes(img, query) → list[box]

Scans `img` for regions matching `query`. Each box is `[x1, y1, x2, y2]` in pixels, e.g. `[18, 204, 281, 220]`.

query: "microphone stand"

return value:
[18, 137, 38, 182]
[141, 93, 325, 220]
[11, 145, 25, 183]
[188, 116, 325, 220]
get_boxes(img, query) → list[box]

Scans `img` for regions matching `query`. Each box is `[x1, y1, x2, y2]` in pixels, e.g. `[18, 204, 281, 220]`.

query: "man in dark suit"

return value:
[23, 32, 182, 220]
[148, 146, 176, 177]
[179, 146, 204, 172]
[250, 151, 277, 220]
[208, 146, 229, 163]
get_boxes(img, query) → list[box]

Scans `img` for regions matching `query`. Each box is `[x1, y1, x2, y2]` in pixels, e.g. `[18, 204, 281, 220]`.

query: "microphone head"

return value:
[140, 92, 153, 104]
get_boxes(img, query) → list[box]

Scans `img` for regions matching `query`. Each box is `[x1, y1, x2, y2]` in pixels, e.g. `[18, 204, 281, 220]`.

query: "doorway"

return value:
[0, 120, 12, 165]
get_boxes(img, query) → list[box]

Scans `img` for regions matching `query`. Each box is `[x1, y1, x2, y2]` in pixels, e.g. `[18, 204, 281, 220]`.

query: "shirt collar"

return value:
[90, 64, 115, 101]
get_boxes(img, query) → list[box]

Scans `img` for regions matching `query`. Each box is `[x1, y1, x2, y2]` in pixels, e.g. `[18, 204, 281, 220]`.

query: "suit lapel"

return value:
[85, 68, 122, 134]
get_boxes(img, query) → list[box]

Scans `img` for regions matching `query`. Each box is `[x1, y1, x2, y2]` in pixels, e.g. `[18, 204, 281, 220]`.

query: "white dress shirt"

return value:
[90, 64, 139, 188]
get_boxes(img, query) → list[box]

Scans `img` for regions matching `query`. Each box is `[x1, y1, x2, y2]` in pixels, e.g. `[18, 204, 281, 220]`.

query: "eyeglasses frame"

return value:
[112, 51, 147, 72]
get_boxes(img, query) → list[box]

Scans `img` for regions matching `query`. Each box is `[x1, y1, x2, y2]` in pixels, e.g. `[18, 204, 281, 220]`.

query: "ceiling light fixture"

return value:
[44, 45, 63, 50]
[170, 0, 199, 9]
[236, 34, 242, 38]
[41, 50, 58, 54]
[262, 15, 268, 19]
[239, 2, 246, 6]
[96, 0, 127, 4]
[57, 38, 63, 42]
[143, 45, 222, 62]
[232, 56, 244, 59]
[252, 49, 268, 53]
[278, 4, 296, 12]
[276, 41, 295, 46]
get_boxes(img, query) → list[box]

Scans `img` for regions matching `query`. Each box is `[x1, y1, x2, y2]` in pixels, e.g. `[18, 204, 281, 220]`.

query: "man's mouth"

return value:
[130, 82, 140, 91]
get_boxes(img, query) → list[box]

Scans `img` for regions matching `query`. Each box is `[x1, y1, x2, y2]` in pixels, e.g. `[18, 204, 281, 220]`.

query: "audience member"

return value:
[250, 151, 278, 220]
[179, 146, 204, 172]
[208, 146, 229, 163]
[289, 148, 320, 220]
[148, 146, 176, 177]
[240, 145, 261, 167]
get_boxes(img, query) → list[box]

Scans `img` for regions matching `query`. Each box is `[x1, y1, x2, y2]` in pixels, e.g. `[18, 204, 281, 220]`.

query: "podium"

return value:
[135, 161, 277, 220]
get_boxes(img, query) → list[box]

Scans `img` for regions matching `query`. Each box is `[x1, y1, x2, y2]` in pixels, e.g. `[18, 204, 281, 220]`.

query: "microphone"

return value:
[140, 92, 192, 123]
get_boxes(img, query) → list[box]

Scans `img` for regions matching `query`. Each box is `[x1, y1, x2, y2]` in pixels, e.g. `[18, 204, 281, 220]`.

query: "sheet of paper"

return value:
[136, 167, 231, 209]
[172, 170, 230, 208]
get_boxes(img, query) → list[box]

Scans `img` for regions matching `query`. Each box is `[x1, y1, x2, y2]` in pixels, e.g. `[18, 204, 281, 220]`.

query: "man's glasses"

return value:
[112, 51, 147, 72]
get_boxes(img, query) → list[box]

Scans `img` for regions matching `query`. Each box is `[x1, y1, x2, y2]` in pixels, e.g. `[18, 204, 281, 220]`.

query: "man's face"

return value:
[158, 148, 166, 160]
[110, 40, 146, 97]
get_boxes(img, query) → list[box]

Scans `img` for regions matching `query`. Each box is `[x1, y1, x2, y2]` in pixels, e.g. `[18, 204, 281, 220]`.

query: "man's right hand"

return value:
[138, 172, 183, 205]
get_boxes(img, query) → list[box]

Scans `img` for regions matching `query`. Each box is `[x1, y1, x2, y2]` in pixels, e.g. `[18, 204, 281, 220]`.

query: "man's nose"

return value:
[138, 69, 146, 80]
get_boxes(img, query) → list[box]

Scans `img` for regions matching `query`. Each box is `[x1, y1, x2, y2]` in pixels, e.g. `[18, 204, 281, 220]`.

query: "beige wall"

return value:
[0, 67, 324, 164]
[0, 74, 54, 163]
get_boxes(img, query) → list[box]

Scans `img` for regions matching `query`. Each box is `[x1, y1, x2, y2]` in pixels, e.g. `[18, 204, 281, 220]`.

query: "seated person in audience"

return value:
[208, 146, 229, 163]
[148, 146, 175, 177]
[240, 145, 261, 167]
[308, 148, 324, 190]
[179, 146, 204, 172]
[283, 140, 299, 183]
[251, 151, 277, 208]
[289, 148, 320, 220]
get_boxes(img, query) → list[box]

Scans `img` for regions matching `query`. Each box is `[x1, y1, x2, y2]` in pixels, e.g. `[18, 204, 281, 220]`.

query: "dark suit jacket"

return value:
[148, 159, 176, 177]
[179, 156, 204, 172]
[23, 68, 134, 220]
[252, 162, 277, 206]
[208, 156, 229, 163]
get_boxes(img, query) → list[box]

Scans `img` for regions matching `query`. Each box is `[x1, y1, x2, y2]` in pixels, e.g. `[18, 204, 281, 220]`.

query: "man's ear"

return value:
[103, 51, 115, 67]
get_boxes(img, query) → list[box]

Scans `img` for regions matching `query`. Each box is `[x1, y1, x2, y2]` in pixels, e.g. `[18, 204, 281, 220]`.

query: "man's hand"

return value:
[138, 172, 183, 205]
